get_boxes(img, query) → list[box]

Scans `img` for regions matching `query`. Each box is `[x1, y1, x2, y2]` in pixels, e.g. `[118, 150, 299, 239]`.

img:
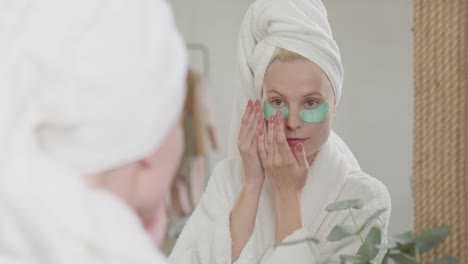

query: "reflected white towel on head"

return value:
[229, 0, 343, 157]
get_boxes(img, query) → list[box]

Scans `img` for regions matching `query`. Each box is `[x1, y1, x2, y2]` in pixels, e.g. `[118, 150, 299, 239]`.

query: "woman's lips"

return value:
[286, 138, 307, 145]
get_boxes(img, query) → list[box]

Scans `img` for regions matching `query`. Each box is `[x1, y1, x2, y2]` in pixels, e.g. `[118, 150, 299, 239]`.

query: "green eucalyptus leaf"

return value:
[357, 227, 382, 261]
[382, 252, 390, 264]
[358, 208, 387, 234]
[327, 225, 357, 241]
[431, 256, 456, 264]
[388, 253, 418, 264]
[396, 241, 417, 256]
[325, 199, 365, 212]
[339, 254, 365, 264]
[391, 231, 415, 244]
[376, 242, 398, 251]
[415, 226, 450, 253]
[279, 237, 320, 247]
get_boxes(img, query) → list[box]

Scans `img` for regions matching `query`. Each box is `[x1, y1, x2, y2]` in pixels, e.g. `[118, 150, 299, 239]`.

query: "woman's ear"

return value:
[139, 150, 157, 169]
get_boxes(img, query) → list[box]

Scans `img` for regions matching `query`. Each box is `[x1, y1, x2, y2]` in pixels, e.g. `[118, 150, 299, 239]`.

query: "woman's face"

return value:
[263, 59, 336, 165]
[132, 120, 183, 222]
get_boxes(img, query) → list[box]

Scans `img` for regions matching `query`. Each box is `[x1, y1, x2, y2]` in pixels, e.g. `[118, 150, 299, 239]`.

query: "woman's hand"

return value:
[231, 98, 265, 262]
[258, 109, 309, 196]
[238, 99, 265, 188]
[257, 109, 311, 244]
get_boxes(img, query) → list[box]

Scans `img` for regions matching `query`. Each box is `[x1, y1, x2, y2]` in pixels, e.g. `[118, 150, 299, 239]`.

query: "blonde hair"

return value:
[265, 48, 336, 104]
[263, 48, 308, 96]
[268, 47, 307, 67]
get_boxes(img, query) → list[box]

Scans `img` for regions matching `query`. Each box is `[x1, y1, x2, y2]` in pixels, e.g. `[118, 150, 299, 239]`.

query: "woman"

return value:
[0, 0, 187, 263]
[169, 0, 391, 263]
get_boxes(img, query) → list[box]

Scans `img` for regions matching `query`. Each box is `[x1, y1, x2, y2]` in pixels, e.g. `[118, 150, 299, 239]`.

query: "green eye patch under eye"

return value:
[262, 101, 330, 124]
[263, 101, 289, 120]
[299, 101, 330, 123]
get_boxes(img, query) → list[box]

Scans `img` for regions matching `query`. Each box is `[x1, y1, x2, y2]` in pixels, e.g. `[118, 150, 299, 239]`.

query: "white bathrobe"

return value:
[0, 150, 168, 264]
[0, 0, 187, 263]
[169, 132, 391, 264]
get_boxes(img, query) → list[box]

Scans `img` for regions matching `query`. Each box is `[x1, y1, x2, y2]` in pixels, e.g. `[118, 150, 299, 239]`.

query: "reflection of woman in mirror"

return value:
[170, 0, 391, 263]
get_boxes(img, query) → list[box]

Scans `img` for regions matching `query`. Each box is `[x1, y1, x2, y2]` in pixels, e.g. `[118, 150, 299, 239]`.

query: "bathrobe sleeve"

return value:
[168, 158, 238, 264]
[317, 175, 391, 263]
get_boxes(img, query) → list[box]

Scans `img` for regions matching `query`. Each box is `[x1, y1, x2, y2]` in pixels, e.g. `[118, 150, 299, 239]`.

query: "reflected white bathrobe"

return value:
[169, 132, 391, 264]
[170, 0, 391, 262]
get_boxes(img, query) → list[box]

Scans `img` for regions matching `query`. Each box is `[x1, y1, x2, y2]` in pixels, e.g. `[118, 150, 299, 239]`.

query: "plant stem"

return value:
[348, 207, 364, 244]
[415, 246, 420, 263]
[382, 250, 390, 264]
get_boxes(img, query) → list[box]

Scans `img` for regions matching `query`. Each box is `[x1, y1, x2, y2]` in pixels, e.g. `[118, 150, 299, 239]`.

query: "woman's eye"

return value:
[272, 99, 283, 106]
[305, 100, 317, 107]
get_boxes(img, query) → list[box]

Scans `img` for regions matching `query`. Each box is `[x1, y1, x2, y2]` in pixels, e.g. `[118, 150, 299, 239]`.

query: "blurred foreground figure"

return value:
[0, 0, 187, 263]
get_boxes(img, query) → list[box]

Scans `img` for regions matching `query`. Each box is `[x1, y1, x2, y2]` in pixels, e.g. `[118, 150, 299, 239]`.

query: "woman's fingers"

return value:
[244, 100, 261, 146]
[246, 99, 260, 129]
[266, 112, 276, 166]
[238, 99, 253, 144]
[275, 109, 292, 162]
[271, 110, 283, 165]
[293, 143, 309, 173]
[238, 99, 260, 147]
[257, 119, 267, 166]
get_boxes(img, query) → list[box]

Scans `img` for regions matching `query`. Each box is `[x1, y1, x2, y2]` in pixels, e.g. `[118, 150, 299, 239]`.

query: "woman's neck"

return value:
[307, 151, 319, 167]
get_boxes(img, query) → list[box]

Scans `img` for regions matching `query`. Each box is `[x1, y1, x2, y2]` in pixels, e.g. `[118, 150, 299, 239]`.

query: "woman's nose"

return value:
[286, 108, 302, 130]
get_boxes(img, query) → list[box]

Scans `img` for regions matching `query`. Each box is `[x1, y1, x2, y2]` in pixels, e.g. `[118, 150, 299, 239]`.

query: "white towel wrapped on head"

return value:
[0, 0, 187, 175]
[230, 0, 344, 157]
[0, 0, 187, 263]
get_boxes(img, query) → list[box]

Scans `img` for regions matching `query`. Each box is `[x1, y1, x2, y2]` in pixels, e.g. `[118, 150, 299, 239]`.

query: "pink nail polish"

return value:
[296, 144, 303, 152]
[277, 109, 282, 117]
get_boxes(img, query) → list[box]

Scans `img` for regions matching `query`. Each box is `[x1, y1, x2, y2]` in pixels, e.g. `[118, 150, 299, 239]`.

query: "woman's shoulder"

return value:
[341, 170, 392, 210]
[207, 156, 244, 194]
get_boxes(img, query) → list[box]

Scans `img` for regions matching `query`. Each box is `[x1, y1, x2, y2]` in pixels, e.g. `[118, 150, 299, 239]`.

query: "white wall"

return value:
[171, 0, 414, 235]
